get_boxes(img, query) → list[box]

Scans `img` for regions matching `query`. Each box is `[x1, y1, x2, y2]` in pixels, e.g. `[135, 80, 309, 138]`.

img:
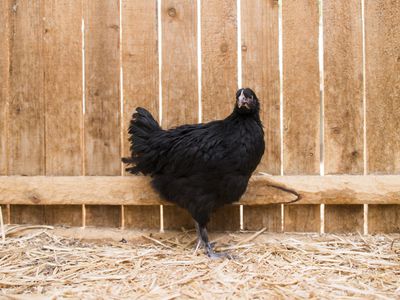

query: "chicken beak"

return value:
[238, 90, 250, 108]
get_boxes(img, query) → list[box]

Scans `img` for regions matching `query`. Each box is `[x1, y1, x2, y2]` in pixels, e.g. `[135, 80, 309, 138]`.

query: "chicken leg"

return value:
[195, 222, 232, 259]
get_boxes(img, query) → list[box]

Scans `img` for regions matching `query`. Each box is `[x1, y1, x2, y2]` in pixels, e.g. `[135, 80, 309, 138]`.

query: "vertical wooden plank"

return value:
[208, 205, 240, 232]
[282, 0, 320, 175]
[10, 205, 45, 225]
[324, 0, 363, 175]
[161, 0, 198, 229]
[8, 0, 45, 175]
[0, 1, 10, 175]
[84, 1, 121, 227]
[122, 0, 159, 162]
[162, 0, 198, 128]
[121, 0, 160, 229]
[163, 206, 193, 230]
[241, 0, 281, 229]
[243, 205, 281, 232]
[325, 205, 363, 233]
[84, 0, 121, 176]
[284, 205, 320, 232]
[200, 0, 239, 231]
[0, 205, 9, 225]
[44, 205, 82, 227]
[365, 1, 400, 174]
[124, 206, 160, 229]
[242, 0, 280, 174]
[368, 205, 400, 233]
[44, 0, 83, 176]
[85, 205, 121, 228]
[201, 0, 237, 122]
[323, 1, 364, 233]
[282, 0, 320, 232]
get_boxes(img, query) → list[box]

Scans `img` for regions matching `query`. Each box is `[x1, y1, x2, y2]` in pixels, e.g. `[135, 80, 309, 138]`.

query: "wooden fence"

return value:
[0, 0, 399, 233]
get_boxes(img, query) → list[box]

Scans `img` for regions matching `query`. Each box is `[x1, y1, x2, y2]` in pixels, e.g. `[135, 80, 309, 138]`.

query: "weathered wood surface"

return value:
[324, 0, 363, 175]
[365, 0, 400, 174]
[241, 0, 281, 227]
[282, 0, 320, 232]
[368, 205, 400, 233]
[284, 205, 320, 232]
[325, 205, 363, 233]
[8, 1, 45, 175]
[208, 205, 240, 231]
[162, 0, 198, 128]
[161, 0, 201, 229]
[323, 0, 364, 233]
[122, 0, 159, 163]
[282, 0, 320, 175]
[201, 0, 237, 123]
[84, 1, 121, 175]
[44, 0, 83, 176]
[121, 0, 160, 228]
[0, 1, 10, 176]
[1, 175, 400, 205]
[200, 0, 239, 231]
[243, 205, 281, 231]
[242, 0, 280, 174]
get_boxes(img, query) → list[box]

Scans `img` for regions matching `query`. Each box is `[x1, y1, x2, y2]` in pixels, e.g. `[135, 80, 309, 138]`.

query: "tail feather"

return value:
[122, 107, 161, 175]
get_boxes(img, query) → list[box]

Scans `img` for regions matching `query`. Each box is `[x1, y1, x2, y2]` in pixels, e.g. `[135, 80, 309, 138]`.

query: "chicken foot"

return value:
[194, 222, 233, 259]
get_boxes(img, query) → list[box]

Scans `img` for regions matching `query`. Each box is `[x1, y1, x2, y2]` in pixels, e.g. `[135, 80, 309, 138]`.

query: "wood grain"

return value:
[10, 205, 45, 225]
[241, 0, 281, 229]
[122, 0, 159, 162]
[323, 0, 364, 234]
[85, 205, 121, 228]
[163, 206, 194, 230]
[243, 205, 281, 232]
[201, 0, 237, 123]
[242, 0, 280, 174]
[368, 205, 400, 233]
[0, 1, 10, 175]
[161, 0, 199, 229]
[2, 175, 400, 206]
[44, 0, 83, 176]
[282, 0, 320, 175]
[84, 0, 121, 175]
[162, 0, 198, 128]
[121, 0, 160, 229]
[324, 0, 363, 175]
[282, 0, 320, 232]
[365, 1, 400, 174]
[284, 205, 320, 232]
[325, 205, 363, 233]
[10, 205, 81, 226]
[208, 205, 240, 232]
[44, 205, 82, 226]
[124, 206, 160, 229]
[200, 0, 239, 231]
[8, 0, 45, 175]
[0, 205, 9, 225]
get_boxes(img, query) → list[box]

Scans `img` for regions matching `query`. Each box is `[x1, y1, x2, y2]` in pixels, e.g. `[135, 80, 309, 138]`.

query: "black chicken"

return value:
[122, 88, 265, 258]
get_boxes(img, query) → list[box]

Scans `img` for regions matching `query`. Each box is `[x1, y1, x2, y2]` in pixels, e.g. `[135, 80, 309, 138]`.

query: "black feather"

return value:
[122, 88, 264, 228]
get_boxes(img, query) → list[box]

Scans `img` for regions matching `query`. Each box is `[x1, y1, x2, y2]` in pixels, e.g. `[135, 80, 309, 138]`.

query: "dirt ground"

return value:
[0, 226, 399, 299]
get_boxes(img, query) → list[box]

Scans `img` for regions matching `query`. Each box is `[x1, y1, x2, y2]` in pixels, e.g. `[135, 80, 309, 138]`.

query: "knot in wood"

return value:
[220, 43, 228, 53]
[29, 194, 40, 204]
[332, 127, 341, 134]
[168, 7, 176, 17]
[241, 45, 247, 51]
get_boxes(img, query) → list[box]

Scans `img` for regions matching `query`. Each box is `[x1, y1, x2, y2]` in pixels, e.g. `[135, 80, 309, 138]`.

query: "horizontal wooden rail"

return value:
[0, 175, 399, 205]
